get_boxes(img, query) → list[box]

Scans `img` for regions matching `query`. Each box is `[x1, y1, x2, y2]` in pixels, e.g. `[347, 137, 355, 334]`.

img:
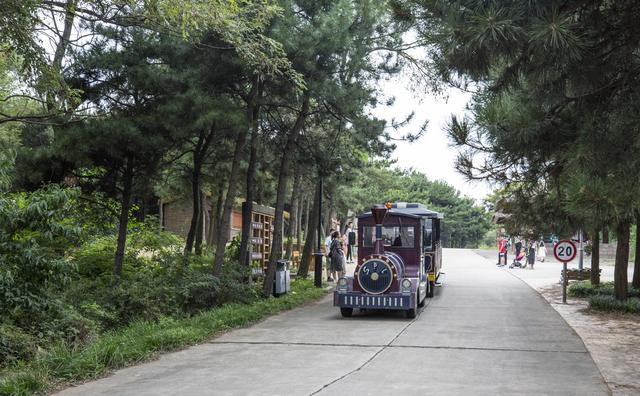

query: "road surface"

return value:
[56, 249, 609, 395]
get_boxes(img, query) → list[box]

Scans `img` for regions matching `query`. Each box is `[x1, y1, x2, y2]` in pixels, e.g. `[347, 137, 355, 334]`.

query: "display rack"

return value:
[244, 202, 276, 274]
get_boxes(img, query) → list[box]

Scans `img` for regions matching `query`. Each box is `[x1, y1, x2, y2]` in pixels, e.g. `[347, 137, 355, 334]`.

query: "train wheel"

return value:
[417, 290, 425, 307]
[405, 307, 417, 319]
[340, 307, 353, 317]
[427, 281, 435, 298]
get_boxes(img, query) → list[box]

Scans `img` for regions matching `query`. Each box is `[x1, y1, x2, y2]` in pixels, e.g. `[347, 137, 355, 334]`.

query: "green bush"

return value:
[568, 281, 640, 298]
[0, 279, 327, 395]
[0, 325, 36, 368]
[0, 185, 81, 331]
[568, 281, 592, 297]
[73, 225, 183, 278]
[589, 295, 640, 314]
[65, 252, 256, 330]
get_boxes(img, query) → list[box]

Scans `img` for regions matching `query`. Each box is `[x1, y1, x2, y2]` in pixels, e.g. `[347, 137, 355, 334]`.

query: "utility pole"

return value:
[578, 229, 584, 270]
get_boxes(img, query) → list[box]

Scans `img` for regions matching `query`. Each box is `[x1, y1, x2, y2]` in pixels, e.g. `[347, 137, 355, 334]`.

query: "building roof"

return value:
[358, 202, 443, 220]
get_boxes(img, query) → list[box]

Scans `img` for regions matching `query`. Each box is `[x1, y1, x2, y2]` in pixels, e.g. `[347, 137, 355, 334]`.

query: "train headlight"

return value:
[337, 277, 348, 293]
[401, 279, 412, 293]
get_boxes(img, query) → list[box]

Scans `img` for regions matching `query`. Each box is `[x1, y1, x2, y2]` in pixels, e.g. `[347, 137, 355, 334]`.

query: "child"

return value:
[537, 238, 547, 262]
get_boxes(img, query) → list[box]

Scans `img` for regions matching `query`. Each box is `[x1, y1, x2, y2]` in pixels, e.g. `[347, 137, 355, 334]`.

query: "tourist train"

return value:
[334, 202, 443, 318]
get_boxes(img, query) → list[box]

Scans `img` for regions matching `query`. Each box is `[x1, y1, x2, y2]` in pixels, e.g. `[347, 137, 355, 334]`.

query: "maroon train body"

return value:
[334, 203, 443, 318]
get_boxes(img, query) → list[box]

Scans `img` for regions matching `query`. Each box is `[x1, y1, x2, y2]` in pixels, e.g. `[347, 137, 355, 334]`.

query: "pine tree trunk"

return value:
[295, 191, 304, 252]
[213, 132, 246, 275]
[602, 226, 610, 244]
[239, 99, 260, 268]
[262, 96, 309, 297]
[184, 164, 201, 254]
[323, 197, 333, 235]
[591, 228, 600, 286]
[285, 166, 301, 259]
[194, 190, 204, 255]
[633, 219, 640, 289]
[214, 80, 260, 274]
[239, 134, 257, 266]
[48, 0, 76, 111]
[114, 156, 134, 281]
[298, 182, 321, 278]
[207, 180, 224, 246]
[614, 221, 630, 300]
[186, 130, 215, 254]
[303, 194, 310, 245]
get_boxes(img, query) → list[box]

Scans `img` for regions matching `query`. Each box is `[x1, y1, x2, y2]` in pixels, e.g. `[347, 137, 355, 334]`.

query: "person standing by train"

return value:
[329, 230, 345, 280]
[345, 221, 355, 264]
[325, 228, 335, 281]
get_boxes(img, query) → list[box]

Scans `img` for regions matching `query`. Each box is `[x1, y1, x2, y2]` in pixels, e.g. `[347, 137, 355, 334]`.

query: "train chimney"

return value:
[371, 204, 388, 254]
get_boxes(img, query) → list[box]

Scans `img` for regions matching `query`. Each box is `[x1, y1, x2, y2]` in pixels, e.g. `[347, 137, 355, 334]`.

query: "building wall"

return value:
[231, 211, 242, 239]
[162, 198, 256, 242]
[162, 200, 194, 239]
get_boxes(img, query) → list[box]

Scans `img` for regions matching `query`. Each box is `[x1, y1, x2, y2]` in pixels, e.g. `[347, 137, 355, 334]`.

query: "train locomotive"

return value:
[334, 202, 443, 318]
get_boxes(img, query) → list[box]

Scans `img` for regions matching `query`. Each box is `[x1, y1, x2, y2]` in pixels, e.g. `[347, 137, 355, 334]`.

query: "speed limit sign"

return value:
[554, 240, 577, 262]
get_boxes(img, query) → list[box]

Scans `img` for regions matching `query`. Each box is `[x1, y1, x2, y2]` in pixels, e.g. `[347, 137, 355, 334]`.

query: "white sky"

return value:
[373, 73, 493, 202]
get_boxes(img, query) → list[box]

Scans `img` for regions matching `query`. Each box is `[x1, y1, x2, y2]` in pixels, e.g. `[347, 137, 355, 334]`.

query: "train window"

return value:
[363, 226, 414, 248]
[423, 219, 433, 250]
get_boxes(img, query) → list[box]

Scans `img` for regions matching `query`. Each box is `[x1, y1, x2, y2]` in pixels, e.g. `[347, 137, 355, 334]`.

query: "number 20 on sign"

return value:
[554, 240, 577, 303]
[554, 240, 577, 262]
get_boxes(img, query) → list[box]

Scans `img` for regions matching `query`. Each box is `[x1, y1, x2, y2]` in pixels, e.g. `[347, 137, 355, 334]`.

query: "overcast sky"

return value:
[373, 72, 493, 202]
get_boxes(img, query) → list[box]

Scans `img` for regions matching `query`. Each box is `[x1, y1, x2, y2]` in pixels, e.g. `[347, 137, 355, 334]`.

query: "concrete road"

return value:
[56, 249, 609, 396]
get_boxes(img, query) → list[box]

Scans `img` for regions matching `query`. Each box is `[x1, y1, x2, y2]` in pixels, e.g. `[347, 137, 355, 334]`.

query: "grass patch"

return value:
[0, 279, 327, 396]
[568, 281, 640, 298]
[589, 295, 640, 314]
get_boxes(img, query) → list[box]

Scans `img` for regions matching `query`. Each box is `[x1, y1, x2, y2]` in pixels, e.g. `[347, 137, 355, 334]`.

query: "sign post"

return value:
[554, 240, 577, 303]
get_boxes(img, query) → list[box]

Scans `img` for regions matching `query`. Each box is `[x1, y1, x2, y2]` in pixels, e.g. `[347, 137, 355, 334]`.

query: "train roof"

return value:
[357, 203, 443, 220]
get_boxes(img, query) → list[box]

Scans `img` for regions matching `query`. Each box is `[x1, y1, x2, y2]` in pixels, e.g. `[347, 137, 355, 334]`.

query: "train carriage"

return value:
[334, 202, 443, 318]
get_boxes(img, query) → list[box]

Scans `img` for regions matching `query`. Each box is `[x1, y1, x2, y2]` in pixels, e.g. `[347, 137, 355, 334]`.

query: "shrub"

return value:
[72, 235, 150, 278]
[568, 281, 640, 299]
[64, 253, 256, 330]
[0, 186, 81, 330]
[0, 324, 36, 368]
[568, 281, 592, 297]
[589, 295, 640, 314]
[0, 278, 327, 395]
[37, 304, 101, 346]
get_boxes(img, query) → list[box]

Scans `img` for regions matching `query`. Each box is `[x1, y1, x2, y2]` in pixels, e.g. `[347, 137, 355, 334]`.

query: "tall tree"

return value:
[55, 29, 193, 279]
[408, 0, 640, 299]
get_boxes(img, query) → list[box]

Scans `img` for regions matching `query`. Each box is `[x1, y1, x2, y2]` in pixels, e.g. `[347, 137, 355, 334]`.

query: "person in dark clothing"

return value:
[345, 222, 355, 263]
[527, 239, 536, 269]
[329, 231, 345, 280]
[515, 238, 523, 257]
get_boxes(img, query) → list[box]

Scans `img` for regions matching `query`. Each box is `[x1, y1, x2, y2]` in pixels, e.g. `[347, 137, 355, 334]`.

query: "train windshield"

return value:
[363, 226, 414, 248]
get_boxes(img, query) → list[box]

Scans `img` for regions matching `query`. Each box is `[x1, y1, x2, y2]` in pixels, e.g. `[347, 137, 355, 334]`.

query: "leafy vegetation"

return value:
[589, 295, 640, 314]
[0, 279, 326, 396]
[569, 281, 640, 314]
[569, 281, 640, 300]
[337, 164, 491, 248]
[405, 0, 640, 299]
[1, 0, 490, 390]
